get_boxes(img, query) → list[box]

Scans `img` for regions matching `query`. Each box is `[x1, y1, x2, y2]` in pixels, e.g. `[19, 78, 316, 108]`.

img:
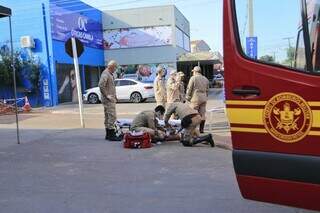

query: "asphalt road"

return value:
[0, 128, 314, 213]
[0, 89, 316, 213]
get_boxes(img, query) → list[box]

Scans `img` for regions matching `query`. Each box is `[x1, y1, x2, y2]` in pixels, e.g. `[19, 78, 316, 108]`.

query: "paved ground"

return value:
[0, 129, 313, 213]
[0, 89, 316, 213]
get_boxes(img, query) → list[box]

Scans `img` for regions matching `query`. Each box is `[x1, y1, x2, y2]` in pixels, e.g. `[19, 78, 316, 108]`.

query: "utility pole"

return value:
[283, 37, 294, 48]
[283, 37, 294, 67]
[272, 51, 276, 62]
[248, 0, 254, 37]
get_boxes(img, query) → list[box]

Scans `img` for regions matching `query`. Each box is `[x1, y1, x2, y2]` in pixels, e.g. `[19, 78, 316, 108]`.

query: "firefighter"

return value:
[166, 70, 180, 104]
[154, 66, 167, 107]
[98, 60, 122, 141]
[130, 105, 166, 142]
[186, 66, 210, 133]
[164, 102, 214, 147]
[177, 71, 186, 103]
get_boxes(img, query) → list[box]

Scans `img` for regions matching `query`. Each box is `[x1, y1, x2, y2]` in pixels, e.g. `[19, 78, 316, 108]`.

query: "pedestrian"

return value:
[154, 66, 167, 107]
[164, 102, 214, 147]
[130, 105, 166, 142]
[177, 71, 186, 103]
[166, 70, 180, 104]
[185, 66, 210, 133]
[98, 60, 122, 141]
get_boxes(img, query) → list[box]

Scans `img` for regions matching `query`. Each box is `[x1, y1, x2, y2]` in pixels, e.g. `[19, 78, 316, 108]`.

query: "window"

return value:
[295, 30, 307, 70]
[176, 27, 184, 48]
[84, 66, 99, 89]
[119, 80, 137, 86]
[234, 0, 319, 73]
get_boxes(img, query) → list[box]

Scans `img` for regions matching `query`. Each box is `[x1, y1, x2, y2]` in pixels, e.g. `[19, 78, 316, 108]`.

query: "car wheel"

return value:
[130, 92, 142, 103]
[88, 93, 99, 104]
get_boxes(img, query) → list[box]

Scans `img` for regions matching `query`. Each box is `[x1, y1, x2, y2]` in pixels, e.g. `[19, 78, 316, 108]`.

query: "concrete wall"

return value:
[103, 5, 174, 30]
[103, 5, 190, 66]
[174, 6, 190, 36]
[105, 46, 177, 65]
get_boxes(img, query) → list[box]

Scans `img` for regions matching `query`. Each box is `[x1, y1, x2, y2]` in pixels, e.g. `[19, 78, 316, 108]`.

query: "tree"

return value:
[0, 44, 41, 92]
[0, 46, 23, 88]
[259, 55, 275, 63]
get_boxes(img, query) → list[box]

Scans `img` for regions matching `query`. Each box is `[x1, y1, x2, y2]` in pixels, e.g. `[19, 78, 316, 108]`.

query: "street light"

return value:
[0, 5, 20, 144]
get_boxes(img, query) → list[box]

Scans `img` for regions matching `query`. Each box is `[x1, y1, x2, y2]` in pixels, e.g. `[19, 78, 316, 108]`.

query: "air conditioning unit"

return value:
[20, 36, 35, 48]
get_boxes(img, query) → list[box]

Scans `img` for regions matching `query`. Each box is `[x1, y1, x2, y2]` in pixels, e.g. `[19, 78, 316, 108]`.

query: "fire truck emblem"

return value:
[263, 93, 312, 143]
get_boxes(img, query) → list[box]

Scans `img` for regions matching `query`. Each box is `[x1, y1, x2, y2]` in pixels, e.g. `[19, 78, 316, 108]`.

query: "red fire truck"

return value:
[224, 0, 320, 211]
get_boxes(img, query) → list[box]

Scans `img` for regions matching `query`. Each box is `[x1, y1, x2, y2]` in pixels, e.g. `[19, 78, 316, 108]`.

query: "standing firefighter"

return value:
[164, 102, 214, 147]
[154, 66, 167, 107]
[166, 70, 180, 104]
[177, 71, 186, 103]
[186, 66, 210, 133]
[99, 60, 122, 141]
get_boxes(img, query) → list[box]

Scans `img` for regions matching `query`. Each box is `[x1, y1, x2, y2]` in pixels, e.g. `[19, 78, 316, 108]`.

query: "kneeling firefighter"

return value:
[130, 105, 166, 142]
[164, 102, 214, 147]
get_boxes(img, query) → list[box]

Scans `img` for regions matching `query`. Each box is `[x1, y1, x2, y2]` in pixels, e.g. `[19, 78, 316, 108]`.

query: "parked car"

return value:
[212, 73, 224, 88]
[83, 78, 154, 104]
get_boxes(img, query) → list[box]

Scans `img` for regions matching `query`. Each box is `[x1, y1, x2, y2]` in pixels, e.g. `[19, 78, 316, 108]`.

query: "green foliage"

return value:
[259, 55, 275, 63]
[0, 45, 41, 92]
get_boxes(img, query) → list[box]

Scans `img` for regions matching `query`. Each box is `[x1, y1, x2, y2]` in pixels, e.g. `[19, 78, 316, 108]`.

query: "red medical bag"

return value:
[123, 132, 152, 149]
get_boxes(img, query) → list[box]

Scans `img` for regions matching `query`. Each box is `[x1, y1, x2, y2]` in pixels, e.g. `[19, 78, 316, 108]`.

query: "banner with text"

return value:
[50, 1, 103, 49]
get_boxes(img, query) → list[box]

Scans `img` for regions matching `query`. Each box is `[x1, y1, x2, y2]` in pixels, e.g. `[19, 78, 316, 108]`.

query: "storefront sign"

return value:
[50, 1, 103, 49]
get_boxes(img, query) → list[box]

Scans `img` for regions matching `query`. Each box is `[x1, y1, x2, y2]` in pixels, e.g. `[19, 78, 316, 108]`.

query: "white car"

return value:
[83, 78, 154, 104]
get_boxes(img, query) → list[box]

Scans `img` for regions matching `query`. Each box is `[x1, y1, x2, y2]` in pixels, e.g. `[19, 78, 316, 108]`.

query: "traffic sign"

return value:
[246, 37, 258, 59]
[65, 37, 84, 58]
[65, 37, 85, 128]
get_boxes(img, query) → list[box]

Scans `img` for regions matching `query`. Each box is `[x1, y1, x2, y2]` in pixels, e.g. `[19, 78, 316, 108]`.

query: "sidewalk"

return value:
[1, 88, 232, 150]
[0, 110, 232, 150]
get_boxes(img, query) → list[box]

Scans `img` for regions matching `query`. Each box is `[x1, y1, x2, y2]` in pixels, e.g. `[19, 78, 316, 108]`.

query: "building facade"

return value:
[191, 40, 211, 53]
[103, 5, 190, 81]
[0, 0, 104, 106]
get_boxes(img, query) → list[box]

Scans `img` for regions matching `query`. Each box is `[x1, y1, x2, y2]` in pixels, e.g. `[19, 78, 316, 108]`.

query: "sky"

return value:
[81, 0, 303, 61]
[82, 0, 223, 53]
[0, 0, 303, 60]
[235, 0, 301, 62]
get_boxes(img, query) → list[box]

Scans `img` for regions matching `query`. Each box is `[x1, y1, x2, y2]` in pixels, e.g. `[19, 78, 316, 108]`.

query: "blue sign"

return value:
[50, 1, 103, 49]
[246, 37, 258, 59]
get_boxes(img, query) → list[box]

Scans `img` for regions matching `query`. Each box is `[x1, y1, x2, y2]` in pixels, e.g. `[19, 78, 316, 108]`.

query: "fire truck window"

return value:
[234, 0, 308, 72]
[296, 30, 307, 70]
